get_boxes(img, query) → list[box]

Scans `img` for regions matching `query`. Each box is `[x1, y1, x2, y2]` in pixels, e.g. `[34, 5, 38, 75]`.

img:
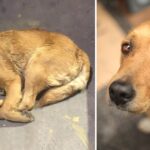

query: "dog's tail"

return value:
[74, 48, 91, 89]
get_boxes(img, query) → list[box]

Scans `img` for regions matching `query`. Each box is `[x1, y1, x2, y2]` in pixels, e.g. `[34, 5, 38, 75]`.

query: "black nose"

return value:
[109, 80, 135, 105]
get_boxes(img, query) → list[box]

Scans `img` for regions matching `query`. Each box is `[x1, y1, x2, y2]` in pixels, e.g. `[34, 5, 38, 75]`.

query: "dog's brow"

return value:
[121, 40, 131, 46]
[122, 41, 129, 44]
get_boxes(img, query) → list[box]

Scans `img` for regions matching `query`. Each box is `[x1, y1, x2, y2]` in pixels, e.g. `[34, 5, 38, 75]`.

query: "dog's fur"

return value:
[109, 22, 150, 115]
[0, 29, 90, 122]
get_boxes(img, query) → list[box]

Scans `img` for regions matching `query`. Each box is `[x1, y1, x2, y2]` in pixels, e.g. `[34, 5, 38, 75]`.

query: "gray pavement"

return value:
[0, 0, 95, 150]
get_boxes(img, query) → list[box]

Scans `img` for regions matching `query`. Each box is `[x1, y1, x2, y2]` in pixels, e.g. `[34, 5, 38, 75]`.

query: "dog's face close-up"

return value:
[108, 22, 150, 114]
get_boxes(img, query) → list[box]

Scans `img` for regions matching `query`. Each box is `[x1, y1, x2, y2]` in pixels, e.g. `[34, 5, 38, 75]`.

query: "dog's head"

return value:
[108, 22, 150, 114]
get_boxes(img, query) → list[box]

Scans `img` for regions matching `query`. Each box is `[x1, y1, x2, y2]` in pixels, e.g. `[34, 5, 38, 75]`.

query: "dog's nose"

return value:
[109, 80, 135, 105]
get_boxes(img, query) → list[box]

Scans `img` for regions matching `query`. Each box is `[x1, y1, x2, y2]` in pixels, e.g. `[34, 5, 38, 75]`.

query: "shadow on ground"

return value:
[98, 86, 150, 150]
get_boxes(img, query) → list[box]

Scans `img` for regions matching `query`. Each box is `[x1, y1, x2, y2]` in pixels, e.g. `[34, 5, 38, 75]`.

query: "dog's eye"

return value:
[121, 43, 132, 54]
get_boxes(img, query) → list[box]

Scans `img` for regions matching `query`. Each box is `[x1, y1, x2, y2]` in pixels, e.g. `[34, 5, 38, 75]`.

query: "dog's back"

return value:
[0, 29, 79, 74]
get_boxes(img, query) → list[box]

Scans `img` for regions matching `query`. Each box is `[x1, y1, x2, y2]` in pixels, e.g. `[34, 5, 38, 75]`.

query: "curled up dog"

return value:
[108, 22, 150, 133]
[0, 29, 90, 122]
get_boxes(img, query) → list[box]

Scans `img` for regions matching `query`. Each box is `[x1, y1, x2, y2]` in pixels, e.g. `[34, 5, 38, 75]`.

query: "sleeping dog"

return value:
[108, 22, 150, 132]
[0, 29, 90, 122]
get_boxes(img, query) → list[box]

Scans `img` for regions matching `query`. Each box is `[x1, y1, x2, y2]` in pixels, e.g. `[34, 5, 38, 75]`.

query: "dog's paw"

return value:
[21, 110, 34, 122]
[1, 109, 34, 123]
[138, 118, 150, 133]
[18, 102, 34, 111]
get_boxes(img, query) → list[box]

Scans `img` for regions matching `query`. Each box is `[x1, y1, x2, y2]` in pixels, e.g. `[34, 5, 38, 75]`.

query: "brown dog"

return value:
[0, 29, 90, 122]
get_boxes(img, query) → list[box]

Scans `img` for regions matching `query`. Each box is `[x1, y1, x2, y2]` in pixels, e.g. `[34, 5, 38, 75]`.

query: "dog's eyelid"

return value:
[122, 40, 131, 45]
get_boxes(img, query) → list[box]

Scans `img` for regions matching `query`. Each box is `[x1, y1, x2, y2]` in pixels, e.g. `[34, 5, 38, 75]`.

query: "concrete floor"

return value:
[98, 3, 150, 150]
[0, 0, 95, 150]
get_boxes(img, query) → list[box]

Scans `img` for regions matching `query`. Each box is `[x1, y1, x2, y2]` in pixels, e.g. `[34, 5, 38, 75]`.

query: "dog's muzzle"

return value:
[109, 80, 135, 106]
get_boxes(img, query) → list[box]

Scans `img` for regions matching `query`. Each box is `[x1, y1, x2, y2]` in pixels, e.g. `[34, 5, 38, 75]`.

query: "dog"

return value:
[0, 29, 90, 122]
[108, 22, 150, 132]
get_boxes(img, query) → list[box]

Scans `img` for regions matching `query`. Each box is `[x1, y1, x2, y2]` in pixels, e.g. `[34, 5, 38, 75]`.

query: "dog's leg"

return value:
[0, 75, 33, 122]
[18, 82, 41, 111]
[18, 64, 48, 111]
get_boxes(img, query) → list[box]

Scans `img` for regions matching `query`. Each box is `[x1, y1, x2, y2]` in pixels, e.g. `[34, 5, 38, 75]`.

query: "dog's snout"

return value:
[109, 80, 135, 105]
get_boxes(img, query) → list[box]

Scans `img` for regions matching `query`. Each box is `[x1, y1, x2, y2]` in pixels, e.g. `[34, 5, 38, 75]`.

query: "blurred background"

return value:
[97, 0, 150, 150]
[0, 0, 95, 150]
